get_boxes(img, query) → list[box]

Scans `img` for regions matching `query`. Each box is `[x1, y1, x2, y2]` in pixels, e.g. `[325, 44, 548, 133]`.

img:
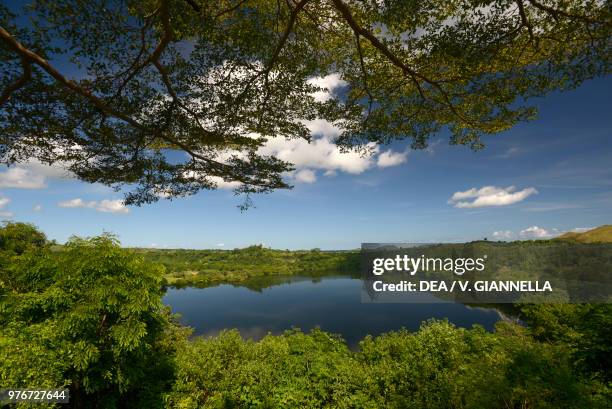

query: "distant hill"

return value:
[556, 225, 612, 243]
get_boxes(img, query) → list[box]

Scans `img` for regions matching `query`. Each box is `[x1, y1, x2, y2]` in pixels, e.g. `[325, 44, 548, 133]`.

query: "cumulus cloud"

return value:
[307, 73, 347, 102]
[0, 160, 72, 189]
[293, 169, 316, 184]
[58, 198, 129, 214]
[0, 167, 46, 189]
[448, 185, 538, 208]
[97, 200, 130, 213]
[519, 226, 553, 239]
[192, 124, 407, 191]
[0, 196, 13, 217]
[377, 149, 408, 168]
[258, 129, 378, 175]
[492, 230, 514, 240]
[493, 226, 592, 241]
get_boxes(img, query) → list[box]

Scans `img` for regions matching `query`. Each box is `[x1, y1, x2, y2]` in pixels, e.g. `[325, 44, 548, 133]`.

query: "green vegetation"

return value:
[1, 222, 611, 408]
[556, 225, 612, 243]
[167, 322, 608, 408]
[136, 246, 359, 286]
[0, 222, 184, 408]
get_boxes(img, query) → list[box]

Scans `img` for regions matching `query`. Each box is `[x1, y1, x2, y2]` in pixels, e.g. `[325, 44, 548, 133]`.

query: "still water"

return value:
[163, 275, 502, 348]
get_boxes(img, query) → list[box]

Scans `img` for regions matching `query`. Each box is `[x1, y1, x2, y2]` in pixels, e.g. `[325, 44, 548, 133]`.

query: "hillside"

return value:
[556, 225, 612, 243]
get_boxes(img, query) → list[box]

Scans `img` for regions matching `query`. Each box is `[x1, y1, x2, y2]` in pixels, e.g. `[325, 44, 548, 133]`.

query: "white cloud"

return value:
[492, 226, 592, 241]
[96, 200, 129, 213]
[33, 204, 42, 212]
[58, 198, 96, 208]
[307, 73, 347, 102]
[207, 176, 243, 190]
[180, 172, 242, 191]
[213, 128, 408, 188]
[568, 227, 593, 233]
[377, 149, 408, 168]
[293, 169, 316, 184]
[492, 230, 514, 240]
[519, 226, 553, 239]
[0, 160, 72, 189]
[259, 129, 379, 176]
[58, 198, 129, 214]
[0, 196, 13, 217]
[301, 119, 343, 138]
[0, 167, 46, 188]
[448, 185, 538, 208]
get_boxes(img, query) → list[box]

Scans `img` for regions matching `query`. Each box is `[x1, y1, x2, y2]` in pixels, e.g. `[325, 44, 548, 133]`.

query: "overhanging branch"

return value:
[0, 56, 31, 106]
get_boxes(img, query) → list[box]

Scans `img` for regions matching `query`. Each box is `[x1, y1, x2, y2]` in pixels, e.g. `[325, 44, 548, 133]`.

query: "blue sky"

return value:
[2, 75, 611, 249]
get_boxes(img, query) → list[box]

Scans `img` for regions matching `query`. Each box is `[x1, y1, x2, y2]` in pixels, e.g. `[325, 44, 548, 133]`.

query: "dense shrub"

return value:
[165, 322, 605, 408]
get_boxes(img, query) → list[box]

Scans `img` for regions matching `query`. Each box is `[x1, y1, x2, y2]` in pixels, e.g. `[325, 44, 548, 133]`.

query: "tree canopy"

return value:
[0, 223, 183, 407]
[1, 0, 610, 205]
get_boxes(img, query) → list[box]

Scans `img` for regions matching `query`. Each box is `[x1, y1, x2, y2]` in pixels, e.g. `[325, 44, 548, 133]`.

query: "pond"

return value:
[163, 275, 503, 349]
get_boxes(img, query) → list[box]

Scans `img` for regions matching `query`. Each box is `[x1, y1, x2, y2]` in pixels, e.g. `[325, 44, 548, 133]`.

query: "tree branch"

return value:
[0, 57, 31, 106]
[330, 0, 425, 85]
[354, 33, 373, 120]
[526, 0, 608, 26]
[0, 24, 233, 173]
[215, 0, 249, 19]
[183, 0, 202, 13]
[111, 0, 171, 99]
[264, 0, 309, 76]
[516, 0, 537, 47]
[330, 0, 476, 125]
[233, 0, 309, 106]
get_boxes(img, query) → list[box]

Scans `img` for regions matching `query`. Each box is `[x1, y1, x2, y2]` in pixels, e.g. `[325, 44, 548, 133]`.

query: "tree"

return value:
[0, 221, 47, 254]
[1, 0, 610, 205]
[0, 225, 184, 408]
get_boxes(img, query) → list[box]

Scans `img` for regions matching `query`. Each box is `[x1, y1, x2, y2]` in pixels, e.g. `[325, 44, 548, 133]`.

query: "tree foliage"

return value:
[0, 223, 184, 408]
[1, 0, 610, 204]
[0, 221, 46, 255]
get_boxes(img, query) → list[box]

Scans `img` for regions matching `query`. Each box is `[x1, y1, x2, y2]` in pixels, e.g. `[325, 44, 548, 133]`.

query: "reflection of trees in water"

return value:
[168, 272, 361, 292]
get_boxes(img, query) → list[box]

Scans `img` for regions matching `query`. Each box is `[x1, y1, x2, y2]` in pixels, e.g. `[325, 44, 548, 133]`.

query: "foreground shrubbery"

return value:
[167, 322, 607, 409]
[1, 223, 610, 408]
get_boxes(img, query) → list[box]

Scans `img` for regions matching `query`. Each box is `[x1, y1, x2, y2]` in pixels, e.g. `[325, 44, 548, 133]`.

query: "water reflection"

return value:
[163, 275, 502, 349]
